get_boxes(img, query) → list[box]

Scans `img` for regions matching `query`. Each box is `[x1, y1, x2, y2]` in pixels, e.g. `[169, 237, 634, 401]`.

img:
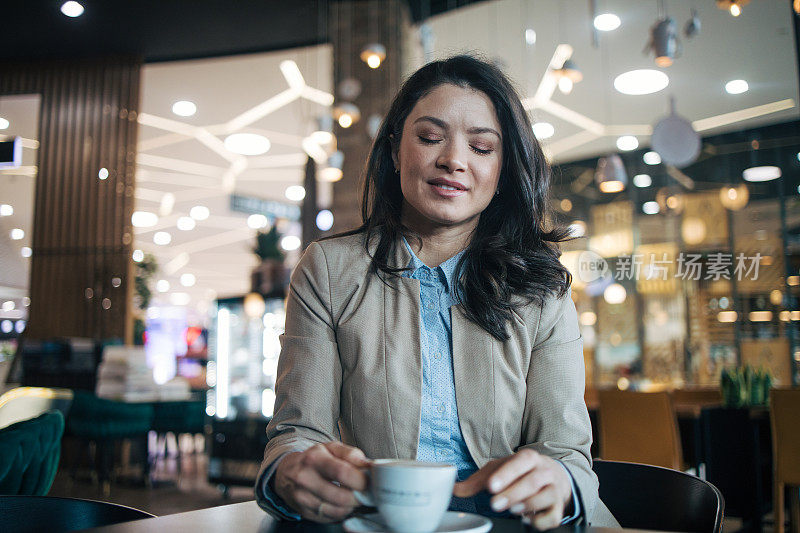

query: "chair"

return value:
[593, 459, 724, 533]
[771, 388, 800, 533]
[0, 387, 74, 429]
[0, 495, 153, 532]
[0, 411, 64, 496]
[598, 390, 683, 469]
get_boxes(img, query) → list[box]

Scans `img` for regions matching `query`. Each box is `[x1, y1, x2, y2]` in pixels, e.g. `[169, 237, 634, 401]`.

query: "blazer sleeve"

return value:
[256, 241, 342, 515]
[517, 287, 598, 522]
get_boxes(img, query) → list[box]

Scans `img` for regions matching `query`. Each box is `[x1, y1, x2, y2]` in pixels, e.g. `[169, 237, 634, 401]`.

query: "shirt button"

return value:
[437, 404, 445, 414]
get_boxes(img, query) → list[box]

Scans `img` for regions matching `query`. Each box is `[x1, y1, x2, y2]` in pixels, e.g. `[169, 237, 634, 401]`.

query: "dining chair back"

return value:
[593, 459, 724, 533]
[770, 388, 800, 533]
[0, 495, 153, 532]
[598, 389, 683, 469]
[0, 411, 64, 496]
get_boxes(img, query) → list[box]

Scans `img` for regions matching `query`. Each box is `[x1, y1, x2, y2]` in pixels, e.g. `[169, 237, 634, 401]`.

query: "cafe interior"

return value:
[1, 0, 799, 532]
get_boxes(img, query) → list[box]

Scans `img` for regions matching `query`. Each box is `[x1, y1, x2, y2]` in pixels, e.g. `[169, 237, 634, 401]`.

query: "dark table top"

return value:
[82, 501, 664, 533]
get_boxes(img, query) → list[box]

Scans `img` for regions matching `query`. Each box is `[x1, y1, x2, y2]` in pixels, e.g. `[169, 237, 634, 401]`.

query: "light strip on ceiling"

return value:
[137, 153, 226, 177]
[163, 252, 190, 275]
[138, 132, 190, 152]
[247, 153, 308, 168]
[605, 125, 654, 136]
[301, 86, 335, 106]
[546, 131, 601, 157]
[279, 60, 306, 92]
[170, 229, 255, 255]
[539, 100, 606, 136]
[138, 112, 198, 136]
[224, 89, 300, 133]
[525, 44, 574, 110]
[692, 99, 795, 132]
[0, 135, 39, 149]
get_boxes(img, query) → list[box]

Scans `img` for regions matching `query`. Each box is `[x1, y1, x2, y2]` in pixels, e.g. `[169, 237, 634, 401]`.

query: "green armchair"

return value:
[0, 410, 65, 495]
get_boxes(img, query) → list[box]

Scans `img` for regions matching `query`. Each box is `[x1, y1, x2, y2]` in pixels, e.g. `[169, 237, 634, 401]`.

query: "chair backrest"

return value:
[0, 387, 74, 430]
[770, 388, 800, 485]
[0, 495, 153, 532]
[0, 411, 64, 495]
[594, 459, 724, 533]
[598, 389, 683, 469]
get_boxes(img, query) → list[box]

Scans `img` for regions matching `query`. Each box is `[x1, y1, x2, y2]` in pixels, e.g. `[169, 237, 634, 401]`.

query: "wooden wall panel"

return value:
[0, 58, 141, 341]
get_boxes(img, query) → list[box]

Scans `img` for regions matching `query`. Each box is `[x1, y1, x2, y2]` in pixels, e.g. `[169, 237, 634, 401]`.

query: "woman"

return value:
[255, 55, 617, 529]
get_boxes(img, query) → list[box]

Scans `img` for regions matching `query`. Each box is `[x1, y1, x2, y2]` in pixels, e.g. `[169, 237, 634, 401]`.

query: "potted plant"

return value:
[251, 227, 288, 299]
[720, 365, 773, 408]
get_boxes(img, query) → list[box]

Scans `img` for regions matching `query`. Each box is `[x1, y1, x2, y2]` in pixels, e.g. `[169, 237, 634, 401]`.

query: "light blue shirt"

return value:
[258, 238, 581, 523]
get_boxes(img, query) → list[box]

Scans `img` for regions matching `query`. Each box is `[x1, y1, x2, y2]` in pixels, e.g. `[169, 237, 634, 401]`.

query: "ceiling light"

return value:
[717, 0, 749, 16]
[224, 133, 271, 156]
[172, 100, 197, 117]
[595, 154, 627, 193]
[247, 214, 268, 229]
[333, 103, 361, 129]
[525, 29, 537, 45]
[280, 235, 301, 251]
[0, 204, 12, 216]
[319, 167, 343, 182]
[156, 280, 170, 293]
[10, 228, 24, 240]
[633, 174, 652, 187]
[280, 60, 305, 91]
[643, 201, 660, 215]
[285, 185, 306, 202]
[725, 79, 749, 94]
[743, 166, 781, 182]
[643, 151, 662, 165]
[553, 59, 582, 94]
[159, 192, 175, 216]
[532, 122, 555, 140]
[360, 43, 387, 69]
[646, 17, 678, 67]
[131, 211, 158, 228]
[316, 210, 334, 231]
[1, 301, 13, 312]
[132, 249, 144, 262]
[0, 321, 11, 334]
[21, 247, 32, 258]
[177, 216, 196, 231]
[311, 130, 334, 146]
[190, 205, 210, 220]
[594, 13, 621, 31]
[98, 168, 109, 180]
[614, 69, 669, 95]
[180, 273, 196, 287]
[153, 232, 172, 246]
[60, 1, 84, 17]
[0, 118, 8, 129]
[604, 283, 627, 304]
[616, 136, 639, 151]
[719, 184, 749, 210]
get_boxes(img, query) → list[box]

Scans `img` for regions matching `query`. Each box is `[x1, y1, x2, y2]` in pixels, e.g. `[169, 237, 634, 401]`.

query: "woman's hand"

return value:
[272, 441, 371, 522]
[453, 449, 572, 530]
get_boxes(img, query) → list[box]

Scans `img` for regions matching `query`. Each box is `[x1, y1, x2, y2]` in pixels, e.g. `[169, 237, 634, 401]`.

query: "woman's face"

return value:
[393, 83, 503, 233]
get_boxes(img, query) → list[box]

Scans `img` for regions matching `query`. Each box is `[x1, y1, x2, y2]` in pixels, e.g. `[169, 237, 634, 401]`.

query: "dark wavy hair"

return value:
[337, 54, 572, 341]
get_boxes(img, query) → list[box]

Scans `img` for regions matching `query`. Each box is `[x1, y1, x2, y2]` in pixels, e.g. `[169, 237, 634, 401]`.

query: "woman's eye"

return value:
[418, 136, 440, 144]
[471, 145, 493, 155]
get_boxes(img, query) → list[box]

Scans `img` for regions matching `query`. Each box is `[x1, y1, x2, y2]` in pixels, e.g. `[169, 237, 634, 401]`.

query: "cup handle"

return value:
[354, 468, 374, 507]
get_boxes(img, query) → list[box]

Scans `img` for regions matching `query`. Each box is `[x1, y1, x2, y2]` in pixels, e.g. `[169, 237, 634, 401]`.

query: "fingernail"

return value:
[491, 497, 508, 511]
[510, 503, 526, 514]
[490, 479, 502, 492]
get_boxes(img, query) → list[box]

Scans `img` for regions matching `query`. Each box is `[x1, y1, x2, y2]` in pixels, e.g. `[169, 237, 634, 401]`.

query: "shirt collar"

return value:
[401, 236, 465, 292]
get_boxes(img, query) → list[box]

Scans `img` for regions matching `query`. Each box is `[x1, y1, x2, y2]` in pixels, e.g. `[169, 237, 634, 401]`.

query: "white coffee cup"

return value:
[355, 459, 457, 533]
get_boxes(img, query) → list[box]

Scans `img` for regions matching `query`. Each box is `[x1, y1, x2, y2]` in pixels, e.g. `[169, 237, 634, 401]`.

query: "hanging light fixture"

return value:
[360, 43, 387, 69]
[595, 154, 628, 193]
[719, 184, 749, 210]
[553, 59, 583, 94]
[332, 102, 361, 128]
[645, 17, 679, 67]
[716, 0, 749, 17]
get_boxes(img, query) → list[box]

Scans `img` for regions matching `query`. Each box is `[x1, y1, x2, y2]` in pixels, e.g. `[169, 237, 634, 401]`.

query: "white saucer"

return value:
[343, 511, 492, 533]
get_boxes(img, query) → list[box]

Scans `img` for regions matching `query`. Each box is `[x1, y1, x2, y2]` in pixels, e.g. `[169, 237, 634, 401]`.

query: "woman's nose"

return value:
[435, 142, 467, 173]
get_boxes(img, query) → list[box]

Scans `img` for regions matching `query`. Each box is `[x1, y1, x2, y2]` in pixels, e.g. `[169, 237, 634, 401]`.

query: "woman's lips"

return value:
[429, 182, 467, 197]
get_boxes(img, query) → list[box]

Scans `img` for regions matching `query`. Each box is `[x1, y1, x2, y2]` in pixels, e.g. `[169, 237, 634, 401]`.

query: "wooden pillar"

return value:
[0, 57, 141, 342]
[329, 0, 410, 233]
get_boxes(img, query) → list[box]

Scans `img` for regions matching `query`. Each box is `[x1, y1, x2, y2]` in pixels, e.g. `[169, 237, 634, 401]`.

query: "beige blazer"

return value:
[258, 232, 618, 527]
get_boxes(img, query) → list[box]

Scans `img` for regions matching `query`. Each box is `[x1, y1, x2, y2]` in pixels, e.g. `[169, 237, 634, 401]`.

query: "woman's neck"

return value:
[402, 212, 476, 268]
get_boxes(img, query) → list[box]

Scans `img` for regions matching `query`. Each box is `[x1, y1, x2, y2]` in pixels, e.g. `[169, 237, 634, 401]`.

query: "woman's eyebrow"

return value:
[413, 115, 501, 139]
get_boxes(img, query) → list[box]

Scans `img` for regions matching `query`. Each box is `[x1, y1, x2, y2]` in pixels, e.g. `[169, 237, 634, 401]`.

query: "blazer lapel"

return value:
[452, 304, 494, 466]
[381, 237, 423, 460]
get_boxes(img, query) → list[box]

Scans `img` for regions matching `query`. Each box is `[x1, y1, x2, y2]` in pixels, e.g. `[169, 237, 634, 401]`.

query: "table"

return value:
[82, 501, 663, 532]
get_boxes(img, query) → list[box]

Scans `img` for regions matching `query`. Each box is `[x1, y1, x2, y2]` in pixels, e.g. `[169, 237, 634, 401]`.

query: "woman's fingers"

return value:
[486, 448, 541, 494]
[324, 441, 372, 467]
[518, 486, 563, 530]
[489, 468, 553, 513]
[452, 459, 503, 497]
[294, 466, 359, 508]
